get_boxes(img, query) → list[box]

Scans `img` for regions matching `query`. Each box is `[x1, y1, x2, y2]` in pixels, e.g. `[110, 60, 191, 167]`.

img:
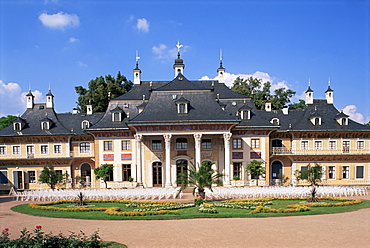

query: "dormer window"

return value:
[41, 121, 50, 130]
[335, 111, 349, 126]
[340, 118, 348, 126]
[175, 97, 189, 114]
[110, 106, 124, 122]
[270, 118, 280, 125]
[14, 123, 21, 131]
[310, 117, 321, 125]
[241, 110, 251, 120]
[81, 120, 90, 129]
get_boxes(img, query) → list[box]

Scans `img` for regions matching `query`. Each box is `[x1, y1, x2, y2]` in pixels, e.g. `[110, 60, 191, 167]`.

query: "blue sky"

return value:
[1, 0, 369, 124]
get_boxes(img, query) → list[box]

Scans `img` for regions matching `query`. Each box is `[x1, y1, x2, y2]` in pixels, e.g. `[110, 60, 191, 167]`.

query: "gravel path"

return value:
[1, 193, 369, 248]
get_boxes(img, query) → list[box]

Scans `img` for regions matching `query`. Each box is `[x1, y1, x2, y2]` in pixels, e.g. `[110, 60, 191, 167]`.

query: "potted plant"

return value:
[176, 161, 223, 199]
[128, 177, 134, 182]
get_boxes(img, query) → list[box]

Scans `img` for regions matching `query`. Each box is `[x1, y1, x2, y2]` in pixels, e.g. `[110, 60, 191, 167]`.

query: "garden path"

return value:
[0, 191, 369, 248]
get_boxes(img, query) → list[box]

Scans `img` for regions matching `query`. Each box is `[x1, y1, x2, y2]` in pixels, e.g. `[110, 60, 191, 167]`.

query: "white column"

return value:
[194, 133, 202, 168]
[223, 133, 232, 186]
[292, 162, 297, 186]
[134, 134, 143, 186]
[164, 134, 172, 187]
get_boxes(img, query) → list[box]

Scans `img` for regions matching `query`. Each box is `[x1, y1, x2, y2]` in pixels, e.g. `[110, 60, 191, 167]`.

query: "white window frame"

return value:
[112, 112, 122, 122]
[0, 146, 6, 155]
[27, 170, 37, 184]
[342, 165, 350, 179]
[41, 121, 50, 130]
[301, 140, 309, 150]
[328, 140, 337, 150]
[356, 140, 365, 150]
[251, 139, 260, 149]
[12, 145, 21, 155]
[53, 144, 62, 154]
[26, 145, 35, 155]
[13, 122, 21, 131]
[178, 103, 188, 114]
[342, 140, 350, 153]
[81, 120, 90, 129]
[80, 142, 91, 154]
[40, 144, 49, 155]
[328, 165, 336, 179]
[314, 140, 323, 150]
[104, 141, 113, 151]
[122, 140, 131, 150]
[232, 139, 242, 149]
[241, 110, 250, 120]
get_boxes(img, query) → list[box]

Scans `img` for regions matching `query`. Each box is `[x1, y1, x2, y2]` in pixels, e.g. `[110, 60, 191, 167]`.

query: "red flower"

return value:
[4, 232, 8, 235]
[4, 228, 9, 231]
[35, 226, 42, 229]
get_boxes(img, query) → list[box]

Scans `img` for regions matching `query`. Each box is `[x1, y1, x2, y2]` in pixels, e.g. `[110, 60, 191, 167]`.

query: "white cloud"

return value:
[136, 18, 150, 32]
[39, 11, 80, 30]
[0, 80, 44, 116]
[343, 105, 370, 124]
[78, 61, 88, 67]
[152, 43, 189, 62]
[68, 37, 79, 43]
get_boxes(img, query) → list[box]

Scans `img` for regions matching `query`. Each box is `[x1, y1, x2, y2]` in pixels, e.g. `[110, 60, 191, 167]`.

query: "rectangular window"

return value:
[80, 142, 90, 153]
[342, 166, 349, 179]
[176, 138, 188, 149]
[0, 146, 6, 155]
[328, 166, 336, 179]
[152, 140, 162, 150]
[233, 162, 242, 179]
[251, 139, 260, 149]
[342, 141, 350, 153]
[28, 171, 36, 183]
[314, 141, 322, 150]
[0, 171, 8, 184]
[40, 145, 48, 154]
[12, 146, 21, 155]
[329, 141, 337, 150]
[104, 141, 113, 151]
[201, 139, 212, 149]
[54, 145, 62, 154]
[356, 166, 364, 179]
[27, 145, 34, 155]
[300, 166, 308, 179]
[301, 141, 309, 150]
[122, 140, 130, 150]
[122, 164, 131, 181]
[357, 141, 365, 150]
[232, 139, 242, 149]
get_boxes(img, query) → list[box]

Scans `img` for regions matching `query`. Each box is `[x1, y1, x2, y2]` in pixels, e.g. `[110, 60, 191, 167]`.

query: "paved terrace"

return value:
[0, 190, 369, 248]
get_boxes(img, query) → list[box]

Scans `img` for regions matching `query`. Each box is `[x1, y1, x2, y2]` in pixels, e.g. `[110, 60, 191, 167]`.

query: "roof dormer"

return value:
[309, 108, 321, 126]
[40, 117, 53, 130]
[238, 104, 252, 120]
[110, 106, 124, 122]
[136, 102, 147, 113]
[13, 117, 27, 131]
[81, 120, 90, 129]
[335, 111, 349, 126]
[175, 97, 189, 114]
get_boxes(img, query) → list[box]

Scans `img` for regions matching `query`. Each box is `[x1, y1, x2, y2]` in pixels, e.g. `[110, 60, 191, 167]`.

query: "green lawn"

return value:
[11, 197, 370, 220]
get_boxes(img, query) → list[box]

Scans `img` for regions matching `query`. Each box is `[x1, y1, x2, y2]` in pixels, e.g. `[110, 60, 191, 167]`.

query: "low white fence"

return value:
[205, 186, 368, 200]
[11, 188, 181, 202]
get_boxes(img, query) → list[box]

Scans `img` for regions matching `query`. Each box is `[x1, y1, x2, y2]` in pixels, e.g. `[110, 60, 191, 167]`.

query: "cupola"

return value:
[133, 51, 141, 85]
[26, 90, 34, 109]
[174, 42, 185, 77]
[46, 89, 54, 109]
[305, 81, 314, 105]
[325, 80, 334, 104]
[217, 50, 226, 84]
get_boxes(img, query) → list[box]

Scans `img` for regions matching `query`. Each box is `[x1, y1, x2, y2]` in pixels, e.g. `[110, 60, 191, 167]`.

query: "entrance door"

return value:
[13, 171, 23, 190]
[176, 159, 188, 185]
[271, 161, 283, 179]
[80, 163, 91, 186]
[152, 162, 162, 187]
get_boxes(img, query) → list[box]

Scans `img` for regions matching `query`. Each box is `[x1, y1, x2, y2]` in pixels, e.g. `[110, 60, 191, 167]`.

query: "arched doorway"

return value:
[176, 159, 188, 185]
[152, 162, 162, 187]
[271, 161, 283, 180]
[80, 163, 91, 187]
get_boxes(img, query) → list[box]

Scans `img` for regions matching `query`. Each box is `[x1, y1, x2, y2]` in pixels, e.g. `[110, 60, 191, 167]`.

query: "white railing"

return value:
[271, 147, 369, 156]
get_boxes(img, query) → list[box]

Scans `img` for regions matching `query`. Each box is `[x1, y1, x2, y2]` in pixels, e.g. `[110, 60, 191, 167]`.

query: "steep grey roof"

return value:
[0, 104, 104, 137]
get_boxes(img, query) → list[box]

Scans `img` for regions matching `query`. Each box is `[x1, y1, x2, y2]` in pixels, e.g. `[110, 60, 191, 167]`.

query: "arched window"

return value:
[81, 120, 90, 129]
[41, 121, 49, 130]
[176, 138, 188, 149]
[14, 123, 21, 131]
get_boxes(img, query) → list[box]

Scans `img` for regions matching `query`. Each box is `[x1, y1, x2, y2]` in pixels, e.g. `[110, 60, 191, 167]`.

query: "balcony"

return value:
[0, 151, 94, 160]
[271, 147, 370, 156]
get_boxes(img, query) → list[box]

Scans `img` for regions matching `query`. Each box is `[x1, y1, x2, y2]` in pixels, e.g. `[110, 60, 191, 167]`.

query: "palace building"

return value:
[1, 48, 370, 191]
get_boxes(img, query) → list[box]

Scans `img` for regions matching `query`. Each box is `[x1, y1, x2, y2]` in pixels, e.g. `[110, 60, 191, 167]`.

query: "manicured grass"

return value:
[11, 198, 370, 220]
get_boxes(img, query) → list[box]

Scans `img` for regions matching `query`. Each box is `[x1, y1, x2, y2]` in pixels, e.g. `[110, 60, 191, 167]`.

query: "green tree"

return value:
[365, 121, 370, 126]
[176, 161, 223, 199]
[0, 115, 17, 129]
[246, 160, 266, 186]
[75, 71, 133, 113]
[296, 163, 323, 186]
[231, 77, 296, 110]
[94, 164, 113, 188]
[289, 99, 306, 110]
[39, 164, 67, 189]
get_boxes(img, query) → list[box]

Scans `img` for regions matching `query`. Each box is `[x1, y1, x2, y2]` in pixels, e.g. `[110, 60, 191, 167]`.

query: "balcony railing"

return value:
[271, 147, 370, 156]
[0, 151, 94, 160]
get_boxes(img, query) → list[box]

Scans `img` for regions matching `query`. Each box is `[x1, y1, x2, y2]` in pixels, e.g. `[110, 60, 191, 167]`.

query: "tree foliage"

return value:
[296, 163, 323, 186]
[246, 160, 266, 186]
[176, 161, 223, 199]
[231, 77, 296, 110]
[288, 99, 306, 110]
[0, 115, 17, 129]
[39, 164, 67, 189]
[75, 71, 133, 113]
[94, 164, 113, 188]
